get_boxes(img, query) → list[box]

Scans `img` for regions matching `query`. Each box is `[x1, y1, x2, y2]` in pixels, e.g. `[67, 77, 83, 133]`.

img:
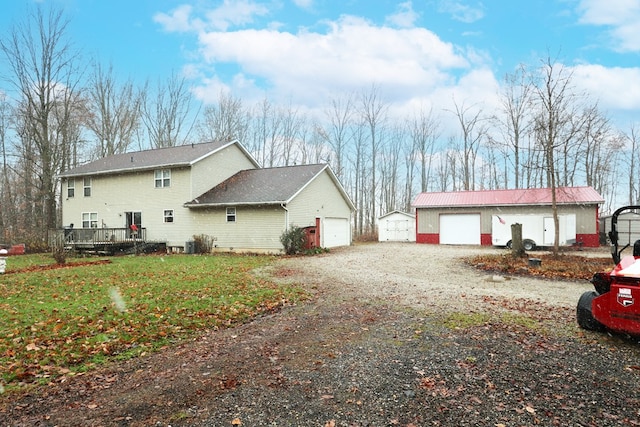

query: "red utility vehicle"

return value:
[577, 205, 640, 335]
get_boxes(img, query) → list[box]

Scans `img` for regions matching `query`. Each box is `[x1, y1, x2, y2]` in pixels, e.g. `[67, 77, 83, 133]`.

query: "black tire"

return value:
[523, 239, 536, 251]
[576, 291, 605, 331]
[506, 240, 512, 249]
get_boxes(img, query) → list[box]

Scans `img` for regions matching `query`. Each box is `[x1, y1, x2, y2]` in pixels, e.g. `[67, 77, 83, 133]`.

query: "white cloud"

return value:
[194, 14, 469, 108]
[577, 0, 640, 52]
[571, 64, 640, 110]
[437, 0, 484, 24]
[154, 5, 197, 33]
[385, 1, 419, 28]
[204, 0, 270, 31]
[154, 1, 270, 33]
[292, 0, 314, 10]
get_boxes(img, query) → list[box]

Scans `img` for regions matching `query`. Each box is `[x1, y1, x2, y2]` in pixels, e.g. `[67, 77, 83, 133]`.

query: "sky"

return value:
[1, 0, 639, 136]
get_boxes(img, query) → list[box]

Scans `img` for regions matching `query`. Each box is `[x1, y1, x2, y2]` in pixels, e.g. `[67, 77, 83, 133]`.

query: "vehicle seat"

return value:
[633, 239, 640, 256]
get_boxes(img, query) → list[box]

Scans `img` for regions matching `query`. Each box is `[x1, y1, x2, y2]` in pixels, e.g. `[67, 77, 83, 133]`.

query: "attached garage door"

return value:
[322, 217, 351, 248]
[439, 214, 481, 245]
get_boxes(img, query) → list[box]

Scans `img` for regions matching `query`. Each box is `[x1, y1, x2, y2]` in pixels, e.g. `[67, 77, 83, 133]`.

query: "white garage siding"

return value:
[439, 213, 481, 245]
[322, 217, 351, 248]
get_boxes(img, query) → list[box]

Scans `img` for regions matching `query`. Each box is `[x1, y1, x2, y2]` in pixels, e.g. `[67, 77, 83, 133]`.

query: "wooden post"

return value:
[511, 223, 525, 258]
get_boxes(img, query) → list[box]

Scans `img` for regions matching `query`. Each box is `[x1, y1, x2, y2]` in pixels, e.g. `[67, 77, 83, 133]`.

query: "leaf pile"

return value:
[465, 252, 613, 281]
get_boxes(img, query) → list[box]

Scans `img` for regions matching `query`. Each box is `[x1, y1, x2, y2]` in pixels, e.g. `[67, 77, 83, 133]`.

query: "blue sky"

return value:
[1, 0, 639, 133]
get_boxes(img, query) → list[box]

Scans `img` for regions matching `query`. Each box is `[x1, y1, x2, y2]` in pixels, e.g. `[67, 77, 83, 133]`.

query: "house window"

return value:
[154, 169, 171, 188]
[67, 178, 75, 198]
[226, 207, 236, 222]
[82, 212, 98, 228]
[83, 177, 91, 197]
[164, 209, 174, 223]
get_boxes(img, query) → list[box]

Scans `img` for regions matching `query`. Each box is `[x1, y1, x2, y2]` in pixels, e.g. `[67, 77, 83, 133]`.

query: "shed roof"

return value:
[412, 186, 604, 208]
[185, 163, 355, 210]
[59, 140, 257, 178]
[379, 210, 415, 220]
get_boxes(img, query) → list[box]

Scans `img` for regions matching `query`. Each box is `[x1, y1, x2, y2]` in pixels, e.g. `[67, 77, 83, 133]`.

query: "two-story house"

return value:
[58, 140, 354, 253]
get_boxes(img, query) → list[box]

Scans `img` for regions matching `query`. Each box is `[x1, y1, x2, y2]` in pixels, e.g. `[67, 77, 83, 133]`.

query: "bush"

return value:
[51, 245, 67, 264]
[280, 226, 307, 255]
[193, 234, 215, 254]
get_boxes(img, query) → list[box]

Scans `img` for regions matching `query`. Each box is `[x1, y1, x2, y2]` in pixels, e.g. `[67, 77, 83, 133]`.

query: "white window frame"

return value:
[154, 169, 171, 188]
[83, 177, 92, 197]
[82, 212, 98, 228]
[163, 209, 174, 223]
[67, 178, 75, 198]
[226, 207, 236, 223]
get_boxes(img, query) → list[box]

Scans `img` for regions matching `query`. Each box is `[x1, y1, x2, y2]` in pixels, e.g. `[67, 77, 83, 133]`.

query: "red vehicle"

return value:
[577, 205, 640, 335]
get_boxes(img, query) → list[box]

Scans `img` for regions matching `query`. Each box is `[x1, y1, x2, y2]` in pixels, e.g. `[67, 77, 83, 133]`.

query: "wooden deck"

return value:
[50, 227, 164, 255]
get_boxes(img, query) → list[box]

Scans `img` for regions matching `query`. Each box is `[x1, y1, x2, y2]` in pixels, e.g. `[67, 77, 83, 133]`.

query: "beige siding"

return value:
[191, 206, 286, 252]
[190, 144, 257, 198]
[417, 204, 598, 234]
[62, 167, 204, 247]
[287, 170, 352, 227]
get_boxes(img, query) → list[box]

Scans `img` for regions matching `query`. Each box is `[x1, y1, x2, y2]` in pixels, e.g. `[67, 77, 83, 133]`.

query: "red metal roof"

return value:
[412, 186, 604, 208]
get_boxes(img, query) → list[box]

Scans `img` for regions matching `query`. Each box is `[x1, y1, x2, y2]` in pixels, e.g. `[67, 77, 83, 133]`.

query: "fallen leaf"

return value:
[231, 418, 242, 425]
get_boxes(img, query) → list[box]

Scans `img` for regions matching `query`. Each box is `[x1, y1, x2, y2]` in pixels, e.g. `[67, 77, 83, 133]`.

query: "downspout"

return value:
[281, 203, 289, 231]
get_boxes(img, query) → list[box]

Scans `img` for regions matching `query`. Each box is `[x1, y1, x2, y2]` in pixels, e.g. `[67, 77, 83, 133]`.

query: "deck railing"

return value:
[49, 227, 146, 247]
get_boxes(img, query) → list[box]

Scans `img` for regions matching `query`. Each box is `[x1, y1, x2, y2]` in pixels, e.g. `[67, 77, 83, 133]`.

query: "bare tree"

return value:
[85, 62, 142, 157]
[280, 102, 304, 166]
[0, 5, 82, 236]
[449, 99, 486, 191]
[322, 94, 355, 180]
[141, 72, 195, 148]
[408, 107, 440, 192]
[626, 124, 640, 204]
[359, 85, 388, 232]
[196, 90, 249, 144]
[493, 64, 534, 188]
[531, 56, 585, 254]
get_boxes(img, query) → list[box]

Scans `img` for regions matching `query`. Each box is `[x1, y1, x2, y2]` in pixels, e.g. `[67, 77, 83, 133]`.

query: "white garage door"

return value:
[439, 214, 481, 245]
[322, 217, 351, 248]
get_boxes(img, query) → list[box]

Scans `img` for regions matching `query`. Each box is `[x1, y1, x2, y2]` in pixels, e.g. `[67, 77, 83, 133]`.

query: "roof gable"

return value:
[412, 186, 604, 208]
[379, 210, 415, 220]
[59, 140, 257, 177]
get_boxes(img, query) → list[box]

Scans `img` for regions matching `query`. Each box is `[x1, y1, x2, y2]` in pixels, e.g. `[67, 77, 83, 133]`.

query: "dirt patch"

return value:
[2, 243, 640, 427]
[4, 259, 112, 274]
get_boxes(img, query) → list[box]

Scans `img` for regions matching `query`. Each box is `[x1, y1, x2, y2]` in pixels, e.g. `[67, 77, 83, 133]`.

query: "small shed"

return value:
[378, 211, 416, 242]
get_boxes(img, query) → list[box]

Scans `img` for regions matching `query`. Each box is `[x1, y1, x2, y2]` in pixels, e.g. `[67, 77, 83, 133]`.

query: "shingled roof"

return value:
[412, 186, 604, 208]
[185, 164, 351, 208]
[59, 140, 254, 178]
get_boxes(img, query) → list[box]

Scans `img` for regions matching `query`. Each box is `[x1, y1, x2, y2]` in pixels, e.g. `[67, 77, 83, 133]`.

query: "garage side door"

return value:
[323, 217, 351, 248]
[439, 214, 481, 245]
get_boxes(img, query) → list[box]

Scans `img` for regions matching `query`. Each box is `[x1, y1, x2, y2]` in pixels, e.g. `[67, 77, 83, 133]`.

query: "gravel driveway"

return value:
[280, 242, 594, 310]
[4, 243, 640, 427]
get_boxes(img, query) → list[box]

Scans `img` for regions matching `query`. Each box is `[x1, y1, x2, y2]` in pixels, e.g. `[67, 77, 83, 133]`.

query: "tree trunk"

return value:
[511, 223, 526, 258]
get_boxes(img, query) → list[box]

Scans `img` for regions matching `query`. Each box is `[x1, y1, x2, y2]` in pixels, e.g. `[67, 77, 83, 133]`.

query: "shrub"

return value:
[51, 244, 67, 264]
[193, 234, 215, 254]
[280, 226, 307, 255]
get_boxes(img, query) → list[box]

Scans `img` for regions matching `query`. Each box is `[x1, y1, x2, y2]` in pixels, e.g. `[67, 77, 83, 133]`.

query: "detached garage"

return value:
[412, 186, 604, 247]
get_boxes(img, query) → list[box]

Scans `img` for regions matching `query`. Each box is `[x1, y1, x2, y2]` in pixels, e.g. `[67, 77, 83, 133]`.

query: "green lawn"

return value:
[0, 253, 306, 391]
